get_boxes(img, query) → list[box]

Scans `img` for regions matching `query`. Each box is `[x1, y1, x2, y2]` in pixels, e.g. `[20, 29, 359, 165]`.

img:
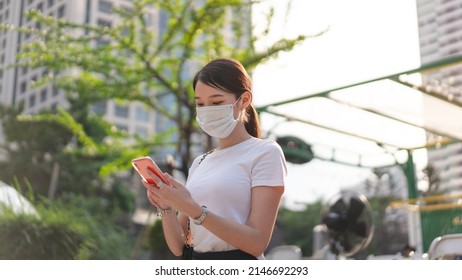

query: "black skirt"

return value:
[191, 249, 257, 260]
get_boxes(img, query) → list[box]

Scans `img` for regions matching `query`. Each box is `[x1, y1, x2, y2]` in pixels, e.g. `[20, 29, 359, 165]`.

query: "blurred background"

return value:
[1, 0, 462, 260]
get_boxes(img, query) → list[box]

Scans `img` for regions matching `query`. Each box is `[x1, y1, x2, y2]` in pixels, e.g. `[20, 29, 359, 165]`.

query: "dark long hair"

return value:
[192, 58, 261, 138]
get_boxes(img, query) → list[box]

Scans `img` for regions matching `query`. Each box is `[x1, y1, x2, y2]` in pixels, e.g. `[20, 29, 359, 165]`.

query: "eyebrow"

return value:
[194, 93, 225, 100]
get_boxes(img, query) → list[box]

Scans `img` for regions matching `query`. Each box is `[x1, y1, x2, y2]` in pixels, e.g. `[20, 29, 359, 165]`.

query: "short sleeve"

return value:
[251, 141, 287, 188]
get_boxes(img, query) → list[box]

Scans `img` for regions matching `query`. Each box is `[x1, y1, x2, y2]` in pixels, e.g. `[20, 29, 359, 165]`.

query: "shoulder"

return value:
[252, 138, 284, 156]
[250, 138, 287, 174]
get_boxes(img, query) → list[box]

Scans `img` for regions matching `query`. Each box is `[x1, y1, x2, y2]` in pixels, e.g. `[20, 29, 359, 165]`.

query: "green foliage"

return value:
[51, 193, 136, 260]
[0, 199, 91, 260]
[0, 184, 137, 260]
[145, 219, 177, 260]
[277, 201, 323, 257]
[0, 104, 142, 200]
[0, 105, 73, 195]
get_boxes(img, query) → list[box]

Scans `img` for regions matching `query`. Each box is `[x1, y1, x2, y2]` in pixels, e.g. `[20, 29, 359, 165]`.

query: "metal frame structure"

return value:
[257, 54, 462, 199]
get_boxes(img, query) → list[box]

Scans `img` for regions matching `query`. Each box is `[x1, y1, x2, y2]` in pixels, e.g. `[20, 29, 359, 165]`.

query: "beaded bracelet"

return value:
[156, 206, 173, 217]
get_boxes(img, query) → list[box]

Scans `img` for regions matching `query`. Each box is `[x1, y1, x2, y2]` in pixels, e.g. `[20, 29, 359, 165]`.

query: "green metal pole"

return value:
[404, 149, 418, 199]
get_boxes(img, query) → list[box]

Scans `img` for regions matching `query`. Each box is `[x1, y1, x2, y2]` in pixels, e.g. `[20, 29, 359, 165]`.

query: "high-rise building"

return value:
[416, 0, 462, 192]
[0, 0, 160, 138]
[1, 0, 251, 141]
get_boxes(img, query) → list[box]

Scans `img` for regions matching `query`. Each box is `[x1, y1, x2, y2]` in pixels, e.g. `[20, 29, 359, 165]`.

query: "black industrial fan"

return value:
[320, 191, 374, 258]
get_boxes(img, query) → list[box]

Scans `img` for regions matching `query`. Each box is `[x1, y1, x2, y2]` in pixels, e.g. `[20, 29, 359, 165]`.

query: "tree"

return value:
[0, 104, 72, 195]
[276, 201, 323, 257]
[419, 164, 441, 196]
[1, 0, 319, 177]
[0, 103, 138, 215]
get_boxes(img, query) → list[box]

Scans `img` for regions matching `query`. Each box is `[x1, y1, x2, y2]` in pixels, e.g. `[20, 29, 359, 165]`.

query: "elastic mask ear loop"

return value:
[233, 95, 242, 107]
[233, 94, 242, 120]
[233, 95, 243, 120]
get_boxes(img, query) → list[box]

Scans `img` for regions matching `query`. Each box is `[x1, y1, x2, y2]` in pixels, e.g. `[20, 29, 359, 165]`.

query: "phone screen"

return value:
[132, 156, 169, 186]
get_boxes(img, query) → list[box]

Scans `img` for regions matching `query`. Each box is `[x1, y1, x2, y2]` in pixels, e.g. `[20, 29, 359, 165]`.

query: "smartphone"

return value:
[131, 156, 169, 187]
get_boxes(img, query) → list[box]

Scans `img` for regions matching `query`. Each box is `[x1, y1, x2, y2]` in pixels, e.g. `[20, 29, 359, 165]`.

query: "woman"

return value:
[142, 58, 287, 260]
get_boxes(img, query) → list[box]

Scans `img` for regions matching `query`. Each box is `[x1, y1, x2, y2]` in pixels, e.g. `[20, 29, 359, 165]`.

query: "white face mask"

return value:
[196, 97, 242, 138]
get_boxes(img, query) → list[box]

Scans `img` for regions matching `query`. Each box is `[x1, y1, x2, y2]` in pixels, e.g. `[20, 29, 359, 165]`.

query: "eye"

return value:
[196, 103, 204, 107]
[212, 101, 223, 105]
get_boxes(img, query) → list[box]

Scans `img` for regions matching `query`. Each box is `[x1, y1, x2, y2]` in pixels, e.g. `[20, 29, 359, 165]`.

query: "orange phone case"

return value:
[131, 156, 169, 186]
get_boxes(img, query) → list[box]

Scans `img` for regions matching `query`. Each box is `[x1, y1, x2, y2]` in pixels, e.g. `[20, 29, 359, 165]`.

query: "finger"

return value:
[148, 189, 164, 205]
[146, 169, 166, 187]
[142, 179, 158, 191]
[157, 181, 167, 190]
[146, 190, 159, 206]
[147, 190, 171, 211]
[146, 168, 162, 182]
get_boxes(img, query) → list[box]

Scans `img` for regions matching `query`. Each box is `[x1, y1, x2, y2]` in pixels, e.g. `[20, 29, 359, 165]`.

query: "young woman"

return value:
[142, 58, 287, 260]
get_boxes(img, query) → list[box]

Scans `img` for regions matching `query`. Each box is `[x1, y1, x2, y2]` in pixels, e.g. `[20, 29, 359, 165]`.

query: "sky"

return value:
[251, 0, 423, 210]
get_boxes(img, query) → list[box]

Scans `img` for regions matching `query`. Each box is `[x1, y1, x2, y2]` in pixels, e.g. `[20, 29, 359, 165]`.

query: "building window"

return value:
[20, 81, 27, 93]
[135, 106, 149, 122]
[52, 86, 59, 96]
[24, 32, 31, 41]
[92, 101, 107, 115]
[115, 104, 129, 118]
[96, 39, 110, 47]
[57, 5, 65, 18]
[115, 124, 128, 132]
[47, 0, 54, 8]
[40, 88, 47, 102]
[98, 0, 113, 14]
[97, 19, 112, 28]
[51, 102, 58, 112]
[29, 94, 36, 108]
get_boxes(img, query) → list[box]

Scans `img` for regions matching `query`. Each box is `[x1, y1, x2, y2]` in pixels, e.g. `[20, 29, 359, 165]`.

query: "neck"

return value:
[217, 124, 252, 150]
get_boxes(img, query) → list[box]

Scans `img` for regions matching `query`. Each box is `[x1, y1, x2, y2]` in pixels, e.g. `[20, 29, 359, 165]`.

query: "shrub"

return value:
[0, 210, 90, 260]
[0, 190, 136, 260]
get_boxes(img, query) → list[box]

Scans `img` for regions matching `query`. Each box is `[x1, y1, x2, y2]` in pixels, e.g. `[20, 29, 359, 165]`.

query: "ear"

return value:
[240, 91, 252, 109]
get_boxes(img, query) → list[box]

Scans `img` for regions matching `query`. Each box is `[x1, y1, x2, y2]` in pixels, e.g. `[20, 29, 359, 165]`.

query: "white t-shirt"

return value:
[186, 137, 287, 254]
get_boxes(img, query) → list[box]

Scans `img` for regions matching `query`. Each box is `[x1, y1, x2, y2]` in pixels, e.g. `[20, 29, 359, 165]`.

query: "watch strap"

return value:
[193, 205, 208, 225]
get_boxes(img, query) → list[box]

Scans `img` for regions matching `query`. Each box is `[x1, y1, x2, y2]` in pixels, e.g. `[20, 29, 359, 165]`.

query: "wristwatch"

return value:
[193, 205, 209, 225]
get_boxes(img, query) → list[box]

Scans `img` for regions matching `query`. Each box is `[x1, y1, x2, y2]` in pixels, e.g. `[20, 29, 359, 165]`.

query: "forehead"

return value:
[194, 81, 234, 100]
